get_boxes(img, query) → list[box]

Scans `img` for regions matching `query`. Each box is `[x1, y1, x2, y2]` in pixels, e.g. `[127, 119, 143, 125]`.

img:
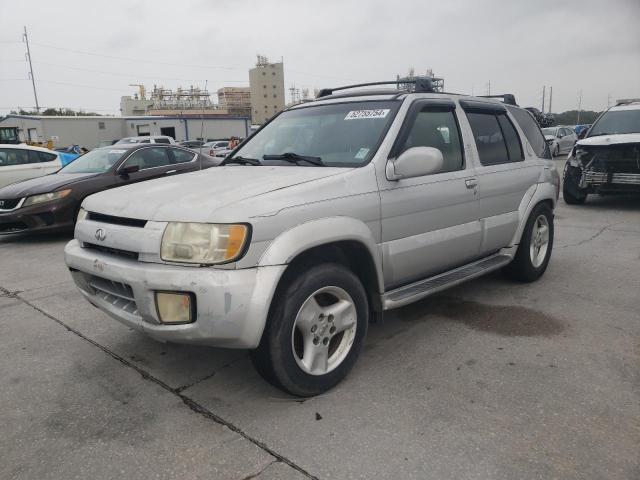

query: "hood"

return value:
[0, 172, 98, 199]
[82, 165, 348, 222]
[578, 133, 640, 147]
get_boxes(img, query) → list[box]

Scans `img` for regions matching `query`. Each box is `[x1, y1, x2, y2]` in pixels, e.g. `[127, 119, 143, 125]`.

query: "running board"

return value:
[382, 253, 513, 310]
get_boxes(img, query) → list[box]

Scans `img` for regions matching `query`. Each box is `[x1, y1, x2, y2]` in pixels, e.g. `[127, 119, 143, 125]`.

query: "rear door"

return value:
[379, 99, 481, 288]
[460, 101, 540, 256]
[167, 147, 199, 174]
[0, 148, 37, 187]
[28, 150, 62, 175]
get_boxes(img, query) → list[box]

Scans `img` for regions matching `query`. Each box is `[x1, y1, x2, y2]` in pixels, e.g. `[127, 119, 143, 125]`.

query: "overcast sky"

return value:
[1, 0, 639, 116]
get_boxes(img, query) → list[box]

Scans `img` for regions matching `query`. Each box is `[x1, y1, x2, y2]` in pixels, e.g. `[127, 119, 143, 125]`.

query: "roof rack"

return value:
[316, 78, 435, 98]
[476, 94, 518, 106]
[615, 98, 640, 106]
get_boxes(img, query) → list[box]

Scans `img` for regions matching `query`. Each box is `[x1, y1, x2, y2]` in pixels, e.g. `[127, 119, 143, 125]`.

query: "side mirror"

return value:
[386, 147, 444, 181]
[118, 164, 140, 177]
[578, 130, 587, 139]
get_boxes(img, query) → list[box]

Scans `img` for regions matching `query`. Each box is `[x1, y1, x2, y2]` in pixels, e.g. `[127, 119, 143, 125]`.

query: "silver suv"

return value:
[65, 81, 560, 396]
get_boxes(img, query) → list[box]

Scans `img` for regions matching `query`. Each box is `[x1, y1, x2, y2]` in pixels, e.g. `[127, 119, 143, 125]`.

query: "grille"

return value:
[84, 242, 139, 260]
[0, 198, 21, 210]
[87, 211, 147, 228]
[86, 274, 139, 316]
[584, 144, 640, 174]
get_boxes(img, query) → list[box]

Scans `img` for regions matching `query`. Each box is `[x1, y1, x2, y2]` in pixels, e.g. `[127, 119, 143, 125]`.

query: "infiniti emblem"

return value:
[95, 228, 106, 241]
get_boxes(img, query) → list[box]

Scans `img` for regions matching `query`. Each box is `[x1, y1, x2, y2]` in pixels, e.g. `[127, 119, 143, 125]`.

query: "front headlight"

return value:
[23, 189, 71, 207]
[76, 207, 88, 222]
[161, 222, 249, 264]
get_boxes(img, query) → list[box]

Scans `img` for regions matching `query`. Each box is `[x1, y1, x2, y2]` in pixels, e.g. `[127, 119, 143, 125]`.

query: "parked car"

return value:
[541, 126, 578, 156]
[97, 140, 119, 148]
[65, 81, 559, 396]
[116, 135, 176, 145]
[563, 100, 640, 204]
[574, 124, 591, 139]
[0, 144, 62, 189]
[54, 145, 89, 166]
[179, 140, 205, 148]
[202, 140, 230, 156]
[0, 144, 218, 234]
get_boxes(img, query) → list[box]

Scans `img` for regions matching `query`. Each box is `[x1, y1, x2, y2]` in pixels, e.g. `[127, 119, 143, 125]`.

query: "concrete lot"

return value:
[1, 166, 639, 479]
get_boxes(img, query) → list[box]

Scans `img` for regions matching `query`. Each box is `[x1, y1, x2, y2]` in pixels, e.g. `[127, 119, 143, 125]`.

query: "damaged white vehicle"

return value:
[563, 100, 640, 204]
[65, 80, 559, 396]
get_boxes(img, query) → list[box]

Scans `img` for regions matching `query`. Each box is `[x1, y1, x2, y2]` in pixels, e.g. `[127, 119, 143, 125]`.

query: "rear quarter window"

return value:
[506, 106, 550, 158]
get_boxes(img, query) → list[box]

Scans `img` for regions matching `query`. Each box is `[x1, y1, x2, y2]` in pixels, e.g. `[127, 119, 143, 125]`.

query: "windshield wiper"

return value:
[222, 156, 261, 166]
[262, 152, 324, 166]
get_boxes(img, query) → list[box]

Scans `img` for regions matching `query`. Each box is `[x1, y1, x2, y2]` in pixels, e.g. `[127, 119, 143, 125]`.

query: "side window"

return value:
[400, 109, 464, 172]
[171, 148, 196, 164]
[466, 112, 509, 166]
[506, 106, 549, 158]
[497, 114, 524, 162]
[123, 147, 172, 170]
[29, 151, 57, 163]
[155, 138, 171, 144]
[0, 148, 30, 166]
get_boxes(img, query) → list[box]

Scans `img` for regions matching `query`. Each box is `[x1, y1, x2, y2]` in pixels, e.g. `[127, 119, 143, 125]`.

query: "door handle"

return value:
[165, 169, 177, 174]
[465, 178, 477, 189]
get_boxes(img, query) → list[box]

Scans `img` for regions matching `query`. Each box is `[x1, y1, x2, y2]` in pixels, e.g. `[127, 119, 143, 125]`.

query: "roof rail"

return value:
[615, 98, 640, 106]
[476, 94, 518, 106]
[316, 79, 435, 98]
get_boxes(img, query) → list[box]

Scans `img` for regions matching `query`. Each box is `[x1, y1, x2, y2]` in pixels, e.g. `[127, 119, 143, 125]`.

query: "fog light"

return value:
[155, 292, 195, 324]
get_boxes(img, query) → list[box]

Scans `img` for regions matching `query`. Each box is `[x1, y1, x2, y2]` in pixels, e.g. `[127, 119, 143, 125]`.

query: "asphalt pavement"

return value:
[1, 173, 638, 479]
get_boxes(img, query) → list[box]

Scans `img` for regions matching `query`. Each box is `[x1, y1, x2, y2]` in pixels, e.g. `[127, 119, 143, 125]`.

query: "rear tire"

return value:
[504, 203, 554, 282]
[563, 165, 588, 205]
[250, 263, 368, 397]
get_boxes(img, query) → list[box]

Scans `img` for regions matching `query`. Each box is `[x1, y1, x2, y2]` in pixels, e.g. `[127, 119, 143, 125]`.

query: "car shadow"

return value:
[0, 230, 73, 244]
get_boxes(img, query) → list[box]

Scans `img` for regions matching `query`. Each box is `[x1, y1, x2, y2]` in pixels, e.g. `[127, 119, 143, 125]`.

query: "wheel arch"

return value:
[259, 217, 384, 321]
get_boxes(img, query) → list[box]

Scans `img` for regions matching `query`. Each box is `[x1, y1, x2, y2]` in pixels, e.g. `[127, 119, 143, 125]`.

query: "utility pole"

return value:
[485, 80, 491, 96]
[23, 26, 40, 114]
[607, 93, 612, 108]
[542, 86, 546, 112]
[548, 86, 553, 114]
[577, 89, 583, 124]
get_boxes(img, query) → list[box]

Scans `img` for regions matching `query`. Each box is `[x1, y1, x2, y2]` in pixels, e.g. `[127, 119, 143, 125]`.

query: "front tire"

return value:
[504, 203, 554, 282]
[251, 263, 369, 397]
[563, 165, 588, 205]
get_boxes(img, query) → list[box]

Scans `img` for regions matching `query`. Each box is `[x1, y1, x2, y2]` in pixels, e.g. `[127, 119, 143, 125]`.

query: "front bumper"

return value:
[581, 171, 640, 187]
[64, 239, 285, 348]
[0, 198, 75, 234]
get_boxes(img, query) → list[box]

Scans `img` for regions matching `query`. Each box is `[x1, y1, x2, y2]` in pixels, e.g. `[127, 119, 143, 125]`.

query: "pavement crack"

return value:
[175, 354, 248, 393]
[12, 293, 319, 480]
[561, 225, 609, 248]
[240, 459, 279, 480]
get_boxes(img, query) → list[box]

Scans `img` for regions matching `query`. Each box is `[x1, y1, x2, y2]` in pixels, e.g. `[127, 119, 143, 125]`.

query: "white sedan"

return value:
[0, 145, 62, 189]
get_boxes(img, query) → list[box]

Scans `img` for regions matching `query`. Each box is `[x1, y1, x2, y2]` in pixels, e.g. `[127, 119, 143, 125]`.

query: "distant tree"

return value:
[9, 108, 102, 116]
[551, 110, 601, 125]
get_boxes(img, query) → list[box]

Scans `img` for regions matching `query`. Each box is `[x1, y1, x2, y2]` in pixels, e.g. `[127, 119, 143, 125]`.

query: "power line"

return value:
[31, 61, 248, 83]
[31, 41, 246, 71]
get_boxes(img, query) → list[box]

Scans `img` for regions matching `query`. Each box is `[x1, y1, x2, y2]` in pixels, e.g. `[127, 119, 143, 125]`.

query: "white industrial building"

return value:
[0, 114, 251, 148]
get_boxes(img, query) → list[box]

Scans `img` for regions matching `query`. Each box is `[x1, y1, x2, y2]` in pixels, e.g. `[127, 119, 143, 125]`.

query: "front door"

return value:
[379, 101, 481, 289]
[116, 146, 177, 186]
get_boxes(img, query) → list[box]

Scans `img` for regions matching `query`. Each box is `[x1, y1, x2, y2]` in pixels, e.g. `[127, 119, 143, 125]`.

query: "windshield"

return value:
[541, 128, 557, 136]
[588, 109, 640, 136]
[58, 147, 127, 174]
[231, 100, 400, 167]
